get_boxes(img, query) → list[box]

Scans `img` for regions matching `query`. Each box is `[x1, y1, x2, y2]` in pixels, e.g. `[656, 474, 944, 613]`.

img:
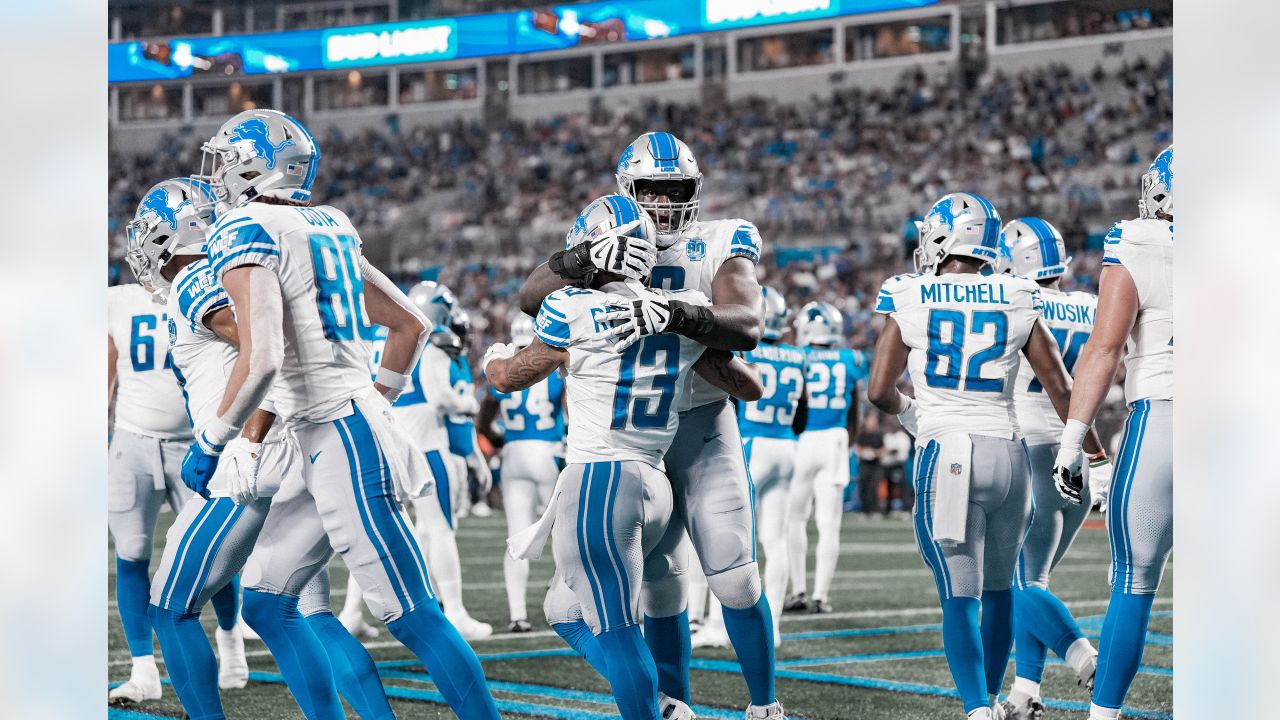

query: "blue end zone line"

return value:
[108, 711, 175, 720]
[777, 649, 1172, 677]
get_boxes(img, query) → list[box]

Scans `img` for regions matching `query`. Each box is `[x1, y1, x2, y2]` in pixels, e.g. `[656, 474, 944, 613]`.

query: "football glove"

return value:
[181, 444, 219, 499]
[896, 395, 919, 437]
[482, 342, 518, 377]
[222, 438, 262, 505]
[1087, 456, 1113, 513]
[1053, 445, 1086, 505]
[550, 221, 657, 285]
[602, 288, 715, 350]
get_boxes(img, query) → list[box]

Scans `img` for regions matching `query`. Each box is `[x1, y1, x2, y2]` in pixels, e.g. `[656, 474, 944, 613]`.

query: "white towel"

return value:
[931, 432, 973, 548]
[507, 473, 566, 561]
[354, 390, 433, 503]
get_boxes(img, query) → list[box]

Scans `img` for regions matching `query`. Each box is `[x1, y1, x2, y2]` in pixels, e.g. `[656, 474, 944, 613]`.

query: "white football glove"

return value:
[482, 342, 518, 377]
[587, 221, 657, 281]
[468, 451, 493, 495]
[896, 395, 919, 437]
[600, 287, 674, 351]
[222, 438, 262, 505]
[1087, 457, 1113, 513]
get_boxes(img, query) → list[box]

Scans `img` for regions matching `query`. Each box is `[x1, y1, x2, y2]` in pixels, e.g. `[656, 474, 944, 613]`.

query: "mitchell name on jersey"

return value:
[535, 284, 710, 466]
[651, 218, 762, 411]
[1103, 218, 1173, 402]
[876, 272, 1043, 443]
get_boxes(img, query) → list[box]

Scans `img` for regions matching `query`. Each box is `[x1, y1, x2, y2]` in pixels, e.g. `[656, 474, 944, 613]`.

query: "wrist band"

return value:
[1088, 450, 1109, 466]
[669, 300, 715, 338]
[375, 367, 409, 391]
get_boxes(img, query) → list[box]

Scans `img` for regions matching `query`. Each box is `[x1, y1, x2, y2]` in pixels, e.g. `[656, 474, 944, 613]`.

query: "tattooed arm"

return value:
[692, 349, 763, 402]
[486, 338, 569, 393]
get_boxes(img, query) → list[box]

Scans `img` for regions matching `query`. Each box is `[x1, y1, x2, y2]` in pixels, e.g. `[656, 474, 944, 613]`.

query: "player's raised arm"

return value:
[1021, 318, 1104, 456]
[519, 220, 658, 317]
[692, 348, 763, 401]
[361, 257, 430, 401]
[483, 337, 567, 393]
[701, 257, 765, 351]
[1065, 264, 1139, 427]
[518, 262, 564, 317]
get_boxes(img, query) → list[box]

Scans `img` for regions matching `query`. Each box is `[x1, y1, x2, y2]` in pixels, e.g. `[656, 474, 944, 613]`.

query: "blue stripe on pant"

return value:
[157, 498, 243, 613]
[425, 449, 454, 530]
[335, 407, 435, 614]
[577, 461, 634, 633]
[912, 441, 953, 599]
[1108, 400, 1150, 593]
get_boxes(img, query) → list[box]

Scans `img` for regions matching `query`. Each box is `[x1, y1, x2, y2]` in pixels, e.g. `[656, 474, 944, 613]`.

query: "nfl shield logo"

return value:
[950, 463, 963, 476]
[686, 239, 706, 261]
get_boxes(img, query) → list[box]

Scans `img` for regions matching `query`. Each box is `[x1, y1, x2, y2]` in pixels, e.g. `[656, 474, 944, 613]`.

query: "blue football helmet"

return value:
[615, 132, 703, 248]
[761, 286, 790, 342]
[795, 302, 842, 347]
[199, 109, 321, 209]
[408, 281, 458, 328]
[125, 178, 219, 301]
[997, 217, 1071, 280]
[1139, 145, 1172, 220]
[914, 192, 1002, 275]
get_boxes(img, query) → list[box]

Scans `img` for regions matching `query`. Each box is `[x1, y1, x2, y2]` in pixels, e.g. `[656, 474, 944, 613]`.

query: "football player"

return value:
[339, 283, 493, 640]
[442, 308, 495, 519]
[1052, 147, 1173, 720]
[108, 181, 242, 705]
[130, 178, 395, 720]
[867, 192, 1107, 720]
[487, 195, 763, 720]
[194, 109, 500, 718]
[994, 218, 1110, 717]
[518, 131, 782, 718]
[478, 311, 566, 632]
[785, 302, 866, 615]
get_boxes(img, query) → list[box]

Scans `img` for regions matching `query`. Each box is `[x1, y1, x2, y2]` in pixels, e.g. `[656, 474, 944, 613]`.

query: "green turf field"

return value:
[108, 509, 1172, 719]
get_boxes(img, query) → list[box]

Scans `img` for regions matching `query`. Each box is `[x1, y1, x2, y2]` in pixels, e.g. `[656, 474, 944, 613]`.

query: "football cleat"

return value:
[1077, 653, 1098, 692]
[811, 598, 833, 614]
[690, 623, 730, 649]
[471, 500, 493, 518]
[449, 612, 494, 641]
[660, 692, 698, 719]
[215, 624, 249, 689]
[782, 592, 809, 613]
[509, 619, 533, 633]
[339, 610, 381, 640]
[108, 658, 162, 705]
[1001, 696, 1046, 720]
[746, 701, 786, 719]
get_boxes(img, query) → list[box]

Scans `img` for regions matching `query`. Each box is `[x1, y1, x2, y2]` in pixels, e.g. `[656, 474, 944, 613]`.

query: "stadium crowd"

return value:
[108, 53, 1165, 462]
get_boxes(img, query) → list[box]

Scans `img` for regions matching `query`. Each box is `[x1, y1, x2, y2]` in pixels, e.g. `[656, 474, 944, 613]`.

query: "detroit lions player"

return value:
[443, 308, 494, 519]
[108, 180, 242, 705]
[196, 108, 500, 718]
[786, 302, 866, 616]
[1052, 147, 1173, 720]
[338, 281, 493, 641]
[867, 192, 1106, 720]
[518, 131, 780, 718]
[488, 194, 763, 720]
[478, 311, 566, 632]
[736, 286, 805, 643]
[995, 218, 1111, 718]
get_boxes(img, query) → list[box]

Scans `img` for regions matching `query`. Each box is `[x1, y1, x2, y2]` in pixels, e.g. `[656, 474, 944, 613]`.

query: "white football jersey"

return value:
[1012, 288, 1097, 445]
[166, 259, 236, 431]
[108, 283, 191, 439]
[1103, 218, 1173, 402]
[368, 325, 471, 452]
[875, 272, 1043, 442]
[535, 284, 710, 466]
[206, 203, 376, 424]
[650, 218, 762, 411]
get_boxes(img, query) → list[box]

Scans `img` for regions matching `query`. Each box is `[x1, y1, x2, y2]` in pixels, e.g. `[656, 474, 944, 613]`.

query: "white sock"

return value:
[1089, 703, 1120, 720]
[988, 693, 999, 707]
[1009, 676, 1040, 702]
[1065, 637, 1098, 675]
[340, 575, 365, 618]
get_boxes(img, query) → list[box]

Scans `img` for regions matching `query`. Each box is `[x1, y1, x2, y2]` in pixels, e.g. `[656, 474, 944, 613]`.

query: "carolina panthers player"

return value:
[129, 179, 394, 720]
[108, 180, 242, 705]
[478, 311, 566, 632]
[442, 307, 495, 519]
[487, 194, 763, 720]
[518, 131, 780, 717]
[786, 302, 866, 616]
[1052, 147, 1173, 720]
[867, 192, 1106, 720]
[995, 218, 1110, 718]
[196, 108, 500, 718]
[338, 281, 493, 641]
[735, 286, 805, 643]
